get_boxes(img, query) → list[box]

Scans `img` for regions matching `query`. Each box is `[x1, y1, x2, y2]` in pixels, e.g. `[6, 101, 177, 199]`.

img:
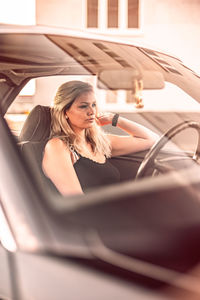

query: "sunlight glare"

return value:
[0, 0, 36, 95]
[0, 0, 35, 25]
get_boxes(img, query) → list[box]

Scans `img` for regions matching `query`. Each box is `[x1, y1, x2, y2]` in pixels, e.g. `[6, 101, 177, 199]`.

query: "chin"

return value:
[86, 124, 94, 128]
[85, 123, 95, 129]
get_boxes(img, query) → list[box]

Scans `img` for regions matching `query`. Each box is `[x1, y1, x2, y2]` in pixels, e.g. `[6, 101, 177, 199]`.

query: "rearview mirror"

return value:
[97, 68, 165, 90]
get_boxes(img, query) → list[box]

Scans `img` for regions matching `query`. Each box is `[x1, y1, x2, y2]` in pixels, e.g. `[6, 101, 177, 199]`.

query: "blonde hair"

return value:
[51, 80, 111, 157]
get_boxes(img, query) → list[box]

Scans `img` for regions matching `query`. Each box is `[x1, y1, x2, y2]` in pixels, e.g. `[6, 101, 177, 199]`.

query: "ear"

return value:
[65, 111, 69, 119]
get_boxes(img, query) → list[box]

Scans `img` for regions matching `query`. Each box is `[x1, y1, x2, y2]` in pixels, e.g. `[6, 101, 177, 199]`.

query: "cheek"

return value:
[68, 111, 83, 121]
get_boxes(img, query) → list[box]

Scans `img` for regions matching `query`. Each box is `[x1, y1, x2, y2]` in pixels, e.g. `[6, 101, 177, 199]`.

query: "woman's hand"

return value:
[96, 112, 114, 126]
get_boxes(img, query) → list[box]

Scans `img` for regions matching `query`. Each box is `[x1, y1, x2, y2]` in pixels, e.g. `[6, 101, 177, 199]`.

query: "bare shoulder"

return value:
[46, 137, 65, 148]
[42, 137, 71, 172]
[45, 137, 70, 154]
[42, 138, 83, 195]
[43, 138, 71, 163]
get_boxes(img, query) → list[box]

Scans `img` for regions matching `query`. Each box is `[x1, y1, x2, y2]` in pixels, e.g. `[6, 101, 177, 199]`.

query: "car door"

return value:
[0, 241, 13, 300]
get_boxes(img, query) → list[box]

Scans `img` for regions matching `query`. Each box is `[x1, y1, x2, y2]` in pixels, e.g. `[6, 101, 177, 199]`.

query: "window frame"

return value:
[83, 0, 143, 36]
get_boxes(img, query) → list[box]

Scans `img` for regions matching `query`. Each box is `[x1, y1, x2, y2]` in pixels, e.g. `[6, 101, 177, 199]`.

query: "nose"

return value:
[87, 105, 95, 115]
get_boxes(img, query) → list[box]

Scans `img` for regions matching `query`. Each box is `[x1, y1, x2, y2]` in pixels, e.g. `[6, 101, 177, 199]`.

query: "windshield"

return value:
[6, 75, 200, 147]
[2, 33, 200, 199]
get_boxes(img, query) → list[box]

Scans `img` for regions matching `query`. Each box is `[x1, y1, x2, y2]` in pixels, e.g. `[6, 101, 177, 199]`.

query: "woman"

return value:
[42, 80, 158, 195]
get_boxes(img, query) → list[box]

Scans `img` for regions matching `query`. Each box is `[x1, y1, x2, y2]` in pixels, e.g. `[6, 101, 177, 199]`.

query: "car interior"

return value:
[2, 28, 200, 299]
[18, 104, 150, 197]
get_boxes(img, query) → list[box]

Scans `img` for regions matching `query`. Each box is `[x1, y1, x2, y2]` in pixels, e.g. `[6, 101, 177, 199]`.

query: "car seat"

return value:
[19, 104, 51, 168]
[19, 105, 60, 195]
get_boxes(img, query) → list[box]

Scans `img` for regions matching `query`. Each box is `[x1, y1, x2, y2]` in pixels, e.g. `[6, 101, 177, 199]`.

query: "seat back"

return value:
[19, 105, 59, 195]
[19, 104, 51, 162]
[19, 105, 51, 141]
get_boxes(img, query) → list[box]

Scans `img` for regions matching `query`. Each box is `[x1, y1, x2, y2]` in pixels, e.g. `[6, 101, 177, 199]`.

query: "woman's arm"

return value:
[97, 113, 159, 157]
[42, 138, 83, 196]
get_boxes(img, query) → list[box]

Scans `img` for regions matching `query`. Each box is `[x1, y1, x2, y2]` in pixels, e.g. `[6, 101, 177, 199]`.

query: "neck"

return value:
[70, 125, 85, 137]
[71, 127, 90, 147]
[76, 130, 87, 143]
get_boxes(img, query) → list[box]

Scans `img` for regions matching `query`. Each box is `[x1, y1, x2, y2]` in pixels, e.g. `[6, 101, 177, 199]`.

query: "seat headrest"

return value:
[19, 105, 51, 142]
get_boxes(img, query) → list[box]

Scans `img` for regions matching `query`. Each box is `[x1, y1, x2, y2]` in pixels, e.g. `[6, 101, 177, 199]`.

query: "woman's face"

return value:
[65, 91, 97, 132]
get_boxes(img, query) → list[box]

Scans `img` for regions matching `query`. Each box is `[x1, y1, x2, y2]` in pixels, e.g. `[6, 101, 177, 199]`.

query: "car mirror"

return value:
[97, 68, 165, 90]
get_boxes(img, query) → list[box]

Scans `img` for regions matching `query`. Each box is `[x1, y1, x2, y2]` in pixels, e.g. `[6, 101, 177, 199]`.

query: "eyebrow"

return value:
[79, 101, 96, 104]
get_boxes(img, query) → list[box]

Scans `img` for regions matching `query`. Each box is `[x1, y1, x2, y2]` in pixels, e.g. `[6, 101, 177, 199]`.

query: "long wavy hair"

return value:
[51, 80, 111, 157]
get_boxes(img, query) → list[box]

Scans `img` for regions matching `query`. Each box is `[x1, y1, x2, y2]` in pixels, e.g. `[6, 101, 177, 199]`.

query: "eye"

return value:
[78, 105, 88, 109]
[92, 103, 97, 108]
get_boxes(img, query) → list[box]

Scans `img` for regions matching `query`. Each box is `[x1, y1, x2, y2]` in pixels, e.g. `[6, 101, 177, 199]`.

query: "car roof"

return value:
[0, 24, 178, 58]
[0, 24, 199, 114]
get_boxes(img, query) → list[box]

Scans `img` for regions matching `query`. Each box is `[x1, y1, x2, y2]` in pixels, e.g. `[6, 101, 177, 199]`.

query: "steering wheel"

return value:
[135, 121, 200, 179]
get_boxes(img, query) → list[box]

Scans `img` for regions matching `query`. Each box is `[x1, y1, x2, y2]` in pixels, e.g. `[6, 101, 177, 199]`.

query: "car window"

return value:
[4, 73, 200, 200]
[5, 75, 200, 136]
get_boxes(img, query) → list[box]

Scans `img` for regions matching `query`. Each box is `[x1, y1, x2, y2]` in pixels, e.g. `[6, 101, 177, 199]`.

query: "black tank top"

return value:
[73, 152, 120, 192]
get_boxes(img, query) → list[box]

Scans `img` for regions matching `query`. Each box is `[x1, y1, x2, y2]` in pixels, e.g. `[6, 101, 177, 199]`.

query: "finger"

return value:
[95, 116, 101, 125]
[97, 112, 104, 118]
